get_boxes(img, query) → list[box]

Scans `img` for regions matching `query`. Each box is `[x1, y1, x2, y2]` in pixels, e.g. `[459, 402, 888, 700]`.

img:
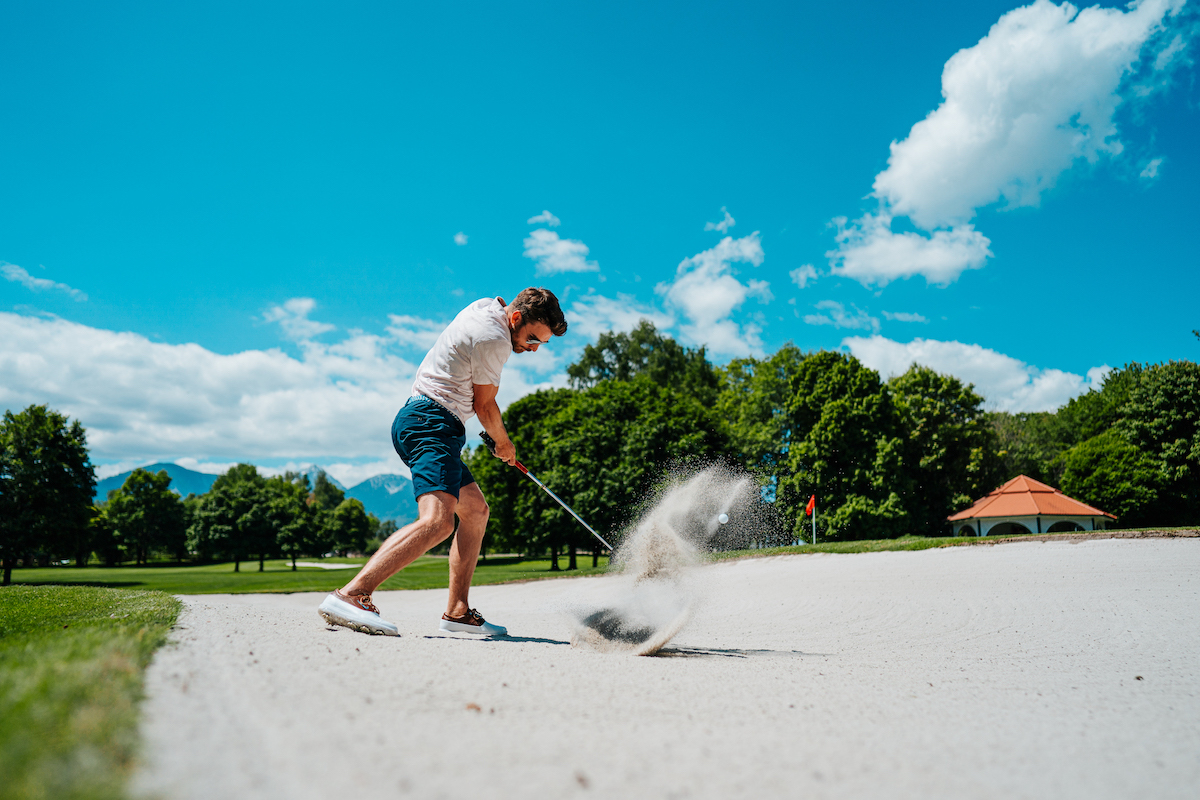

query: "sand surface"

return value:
[134, 539, 1199, 799]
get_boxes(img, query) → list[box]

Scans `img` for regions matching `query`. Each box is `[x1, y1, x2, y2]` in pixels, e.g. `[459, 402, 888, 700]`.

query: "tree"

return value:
[986, 411, 1073, 485]
[1056, 363, 1144, 445]
[264, 473, 315, 570]
[567, 321, 721, 405]
[777, 352, 908, 541]
[1121, 360, 1200, 525]
[888, 366, 1000, 533]
[467, 377, 730, 567]
[89, 504, 123, 566]
[325, 498, 373, 556]
[716, 344, 808, 490]
[0, 405, 96, 584]
[1055, 429, 1161, 527]
[187, 464, 273, 571]
[105, 468, 187, 564]
[312, 470, 344, 510]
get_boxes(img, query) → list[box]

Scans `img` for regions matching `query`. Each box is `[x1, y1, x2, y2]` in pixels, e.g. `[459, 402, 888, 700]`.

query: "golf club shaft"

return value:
[480, 433, 614, 551]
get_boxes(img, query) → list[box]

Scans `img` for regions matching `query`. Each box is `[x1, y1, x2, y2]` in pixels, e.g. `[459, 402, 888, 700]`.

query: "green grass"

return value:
[0, 586, 180, 800]
[707, 534, 983, 560]
[9, 555, 612, 595]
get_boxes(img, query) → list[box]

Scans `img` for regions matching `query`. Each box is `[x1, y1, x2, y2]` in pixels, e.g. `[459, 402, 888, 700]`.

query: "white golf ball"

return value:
[718, 513, 729, 524]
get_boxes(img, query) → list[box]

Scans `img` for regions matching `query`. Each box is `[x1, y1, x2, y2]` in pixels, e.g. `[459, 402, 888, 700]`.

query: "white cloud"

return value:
[0, 311, 417, 464]
[1140, 157, 1164, 179]
[656, 233, 771, 358]
[173, 458, 241, 476]
[789, 264, 818, 289]
[0, 310, 579, 471]
[876, 0, 1185, 226]
[828, 213, 993, 286]
[263, 298, 336, 342]
[829, 0, 1189, 285]
[2, 262, 87, 301]
[567, 293, 676, 341]
[803, 300, 880, 333]
[882, 311, 929, 323]
[454, 231, 468, 245]
[387, 314, 446, 352]
[704, 207, 736, 233]
[526, 210, 561, 227]
[522, 229, 599, 274]
[843, 334, 1110, 412]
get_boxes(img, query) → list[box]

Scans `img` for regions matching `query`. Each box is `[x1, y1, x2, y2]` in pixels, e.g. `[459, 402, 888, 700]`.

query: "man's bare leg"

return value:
[446, 482, 489, 618]
[342, 491, 458, 597]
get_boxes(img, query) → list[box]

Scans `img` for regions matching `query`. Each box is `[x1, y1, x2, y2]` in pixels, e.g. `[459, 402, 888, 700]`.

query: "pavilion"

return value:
[947, 475, 1116, 536]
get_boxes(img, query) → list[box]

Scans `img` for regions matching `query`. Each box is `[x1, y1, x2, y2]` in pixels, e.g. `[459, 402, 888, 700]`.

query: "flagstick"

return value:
[812, 501, 816, 546]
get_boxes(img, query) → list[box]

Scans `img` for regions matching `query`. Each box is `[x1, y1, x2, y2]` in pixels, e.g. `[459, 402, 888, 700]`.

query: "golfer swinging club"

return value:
[318, 288, 568, 636]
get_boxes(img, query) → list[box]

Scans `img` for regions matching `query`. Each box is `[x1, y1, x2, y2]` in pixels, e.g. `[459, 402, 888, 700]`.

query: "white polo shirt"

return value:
[410, 297, 511, 422]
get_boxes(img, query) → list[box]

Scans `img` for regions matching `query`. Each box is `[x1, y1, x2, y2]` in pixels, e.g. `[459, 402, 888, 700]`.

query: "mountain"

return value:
[294, 464, 345, 491]
[345, 474, 418, 524]
[95, 462, 218, 502]
[95, 462, 414, 524]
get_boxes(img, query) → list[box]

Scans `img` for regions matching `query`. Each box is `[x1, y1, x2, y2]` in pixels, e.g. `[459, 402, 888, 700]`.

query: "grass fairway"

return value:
[709, 534, 982, 560]
[0, 586, 180, 800]
[10, 555, 612, 595]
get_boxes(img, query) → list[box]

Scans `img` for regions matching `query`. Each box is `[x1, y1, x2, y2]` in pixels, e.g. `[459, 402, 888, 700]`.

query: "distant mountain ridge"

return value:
[345, 474, 418, 525]
[94, 463, 218, 501]
[95, 462, 414, 523]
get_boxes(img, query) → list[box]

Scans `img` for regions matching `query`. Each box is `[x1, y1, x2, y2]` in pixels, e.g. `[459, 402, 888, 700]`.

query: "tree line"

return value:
[3, 325, 1197, 581]
[465, 322, 1198, 563]
[0, 403, 395, 584]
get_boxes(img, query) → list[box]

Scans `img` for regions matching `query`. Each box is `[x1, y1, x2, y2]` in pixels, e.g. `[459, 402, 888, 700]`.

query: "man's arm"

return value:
[473, 383, 516, 465]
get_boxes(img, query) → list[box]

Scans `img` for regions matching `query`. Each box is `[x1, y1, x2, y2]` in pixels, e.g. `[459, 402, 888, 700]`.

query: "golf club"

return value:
[480, 432, 614, 551]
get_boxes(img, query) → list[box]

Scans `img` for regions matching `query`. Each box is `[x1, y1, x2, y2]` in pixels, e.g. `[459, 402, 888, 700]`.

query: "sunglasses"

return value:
[524, 334, 550, 347]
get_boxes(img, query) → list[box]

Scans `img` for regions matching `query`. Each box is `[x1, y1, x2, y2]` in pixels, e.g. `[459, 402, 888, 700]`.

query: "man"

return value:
[318, 287, 568, 637]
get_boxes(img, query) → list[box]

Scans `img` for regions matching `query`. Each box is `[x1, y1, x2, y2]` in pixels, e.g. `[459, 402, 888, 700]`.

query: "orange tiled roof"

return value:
[947, 475, 1114, 521]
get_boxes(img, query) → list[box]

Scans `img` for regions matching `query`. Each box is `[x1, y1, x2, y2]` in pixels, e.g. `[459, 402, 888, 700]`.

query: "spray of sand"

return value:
[568, 464, 780, 654]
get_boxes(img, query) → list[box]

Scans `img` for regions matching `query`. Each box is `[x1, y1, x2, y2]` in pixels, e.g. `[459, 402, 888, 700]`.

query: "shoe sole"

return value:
[318, 609, 399, 636]
[439, 620, 507, 636]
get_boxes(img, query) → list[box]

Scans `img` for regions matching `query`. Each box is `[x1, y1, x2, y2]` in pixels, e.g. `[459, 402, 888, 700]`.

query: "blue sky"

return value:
[2, 0, 1197, 484]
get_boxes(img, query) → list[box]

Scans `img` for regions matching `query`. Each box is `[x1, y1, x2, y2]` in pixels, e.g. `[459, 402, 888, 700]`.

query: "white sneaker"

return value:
[439, 608, 507, 636]
[318, 590, 399, 636]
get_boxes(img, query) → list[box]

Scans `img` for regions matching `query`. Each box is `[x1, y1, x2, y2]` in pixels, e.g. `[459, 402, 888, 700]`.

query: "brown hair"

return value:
[510, 287, 568, 336]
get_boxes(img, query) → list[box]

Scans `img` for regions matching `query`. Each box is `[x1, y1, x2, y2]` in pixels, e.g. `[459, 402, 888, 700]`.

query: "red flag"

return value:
[805, 494, 816, 515]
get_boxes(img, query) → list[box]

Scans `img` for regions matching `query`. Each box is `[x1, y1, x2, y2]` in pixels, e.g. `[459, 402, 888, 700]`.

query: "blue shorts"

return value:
[392, 395, 476, 501]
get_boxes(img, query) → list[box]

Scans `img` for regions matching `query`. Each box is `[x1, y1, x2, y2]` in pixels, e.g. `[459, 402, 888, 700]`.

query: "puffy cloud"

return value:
[882, 311, 928, 323]
[454, 231, 468, 245]
[704, 207, 736, 233]
[829, 0, 1189, 285]
[803, 300, 880, 333]
[387, 314, 446, 352]
[1140, 157, 1164, 179]
[828, 213, 992, 286]
[876, 0, 1186, 226]
[843, 334, 1110, 412]
[0, 311, 421, 464]
[789, 264, 818, 289]
[2, 262, 87, 301]
[526, 210, 561, 227]
[657, 233, 771, 358]
[0, 309, 579, 471]
[567, 293, 676, 341]
[522, 229, 599, 274]
[262, 298, 335, 342]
